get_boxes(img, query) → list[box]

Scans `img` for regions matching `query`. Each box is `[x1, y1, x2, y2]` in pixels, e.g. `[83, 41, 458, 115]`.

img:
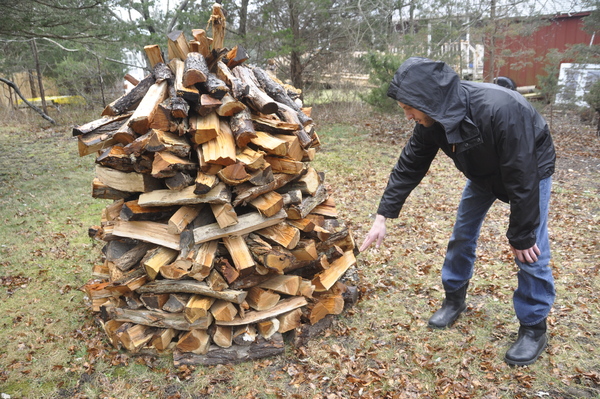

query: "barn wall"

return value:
[484, 12, 599, 87]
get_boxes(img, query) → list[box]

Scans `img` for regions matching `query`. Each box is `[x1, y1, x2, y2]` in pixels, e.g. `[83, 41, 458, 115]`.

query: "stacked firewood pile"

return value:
[75, 4, 358, 366]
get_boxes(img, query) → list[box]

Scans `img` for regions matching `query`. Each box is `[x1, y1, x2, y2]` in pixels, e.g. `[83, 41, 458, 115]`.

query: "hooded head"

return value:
[387, 57, 468, 141]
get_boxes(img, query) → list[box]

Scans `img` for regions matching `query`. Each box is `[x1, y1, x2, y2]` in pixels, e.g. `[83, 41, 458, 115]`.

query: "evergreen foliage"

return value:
[359, 52, 406, 112]
[584, 79, 600, 134]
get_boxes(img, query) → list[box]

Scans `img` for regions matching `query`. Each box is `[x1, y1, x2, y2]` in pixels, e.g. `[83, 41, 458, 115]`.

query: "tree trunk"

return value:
[486, 0, 497, 83]
[30, 39, 48, 115]
[288, 0, 304, 93]
[238, 0, 249, 38]
[95, 54, 107, 108]
[27, 70, 37, 98]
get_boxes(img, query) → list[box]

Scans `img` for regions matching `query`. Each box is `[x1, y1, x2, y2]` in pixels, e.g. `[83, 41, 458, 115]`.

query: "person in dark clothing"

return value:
[359, 57, 556, 366]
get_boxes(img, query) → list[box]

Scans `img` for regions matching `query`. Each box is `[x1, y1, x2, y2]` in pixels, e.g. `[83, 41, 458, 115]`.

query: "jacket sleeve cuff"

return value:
[376, 205, 400, 219]
[508, 236, 537, 251]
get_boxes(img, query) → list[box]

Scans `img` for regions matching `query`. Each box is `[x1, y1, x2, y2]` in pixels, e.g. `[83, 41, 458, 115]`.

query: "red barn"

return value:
[484, 11, 599, 87]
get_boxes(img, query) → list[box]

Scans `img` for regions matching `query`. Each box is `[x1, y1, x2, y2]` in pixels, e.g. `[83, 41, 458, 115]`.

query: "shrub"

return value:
[359, 52, 406, 113]
[583, 78, 600, 134]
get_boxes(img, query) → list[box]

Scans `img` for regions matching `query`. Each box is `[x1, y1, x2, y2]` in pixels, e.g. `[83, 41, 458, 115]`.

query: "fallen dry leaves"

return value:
[0, 107, 598, 398]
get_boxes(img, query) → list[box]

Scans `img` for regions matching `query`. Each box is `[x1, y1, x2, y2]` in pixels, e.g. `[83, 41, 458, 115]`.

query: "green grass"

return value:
[0, 104, 599, 398]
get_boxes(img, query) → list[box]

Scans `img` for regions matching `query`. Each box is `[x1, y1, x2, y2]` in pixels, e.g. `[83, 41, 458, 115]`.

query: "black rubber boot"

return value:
[504, 319, 548, 366]
[428, 283, 468, 328]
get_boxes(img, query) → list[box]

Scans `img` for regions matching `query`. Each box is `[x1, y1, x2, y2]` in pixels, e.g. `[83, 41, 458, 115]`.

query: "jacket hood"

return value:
[387, 57, 472, 144]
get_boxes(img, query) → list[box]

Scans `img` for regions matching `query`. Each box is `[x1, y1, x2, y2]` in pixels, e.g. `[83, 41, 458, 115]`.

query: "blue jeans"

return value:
[441, 178, 555, 326]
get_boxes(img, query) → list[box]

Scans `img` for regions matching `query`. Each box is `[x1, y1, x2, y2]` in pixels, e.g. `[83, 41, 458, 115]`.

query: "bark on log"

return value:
[96, 145, 134, 173]
[73, 114, 132, 136]
[173, 333, 284, 366]
[231, 172, 299, 207]
[253, 67, 312, 126]
[137, 182, 231, 207]
[193, 209, 286, 244]
[216, 61, 248, 99]
[154, 62, 174, 83]
[108, 307, 211, 330]
[232, 66, 278, 115]
[199, 73, 229, 100]
[137, 280, 247, 304]
[119, 199, 177, 222]
[229, 108, 257, 148]
[114, 242, 157, 272]
[103, 74, 156, 117]
[215, 296, 307, 326]
[183, 52, 209, 86]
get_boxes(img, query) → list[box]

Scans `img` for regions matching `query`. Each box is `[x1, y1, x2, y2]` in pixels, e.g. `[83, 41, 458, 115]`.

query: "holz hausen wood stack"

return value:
[75, 3, 358, 366]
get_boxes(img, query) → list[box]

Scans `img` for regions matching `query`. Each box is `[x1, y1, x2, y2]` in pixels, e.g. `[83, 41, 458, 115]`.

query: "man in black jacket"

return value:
[359, 57, 556, 366]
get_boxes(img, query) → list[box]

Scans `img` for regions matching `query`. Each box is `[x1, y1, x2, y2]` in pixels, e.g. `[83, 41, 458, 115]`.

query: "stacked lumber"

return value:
[76, 3, 358, 366]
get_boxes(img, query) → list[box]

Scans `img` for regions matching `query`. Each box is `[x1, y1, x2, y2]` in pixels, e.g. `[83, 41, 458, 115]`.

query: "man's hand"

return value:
[511, 244, 541, 264]
[359, 214, 387, 252]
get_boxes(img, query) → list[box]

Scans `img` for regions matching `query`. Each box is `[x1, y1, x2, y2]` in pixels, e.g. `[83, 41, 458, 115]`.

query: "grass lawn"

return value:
[0, 103, 598, 398]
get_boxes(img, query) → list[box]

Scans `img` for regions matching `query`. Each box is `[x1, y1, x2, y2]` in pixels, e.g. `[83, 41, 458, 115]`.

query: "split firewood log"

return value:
[119, 199, 176, 222]
[183, 52, 209, 87]
[229, 108, 257, 148]
[210, 299, 238, 322]
[231, 172, 299, 207]
[167, 29, 190, 61]
[216, 162, 252, 186]
[216, 61, 248, 100]
[198, 73, 229, 100]
[152, 327, 177, 351]
[96, 145, 135, 173]
[196, 94, 222, 117]
[190, 111, 220, 144]
[163, 294, 190, 313]
[216, 93, 246, 117]
[232, 66, 278, 115]
[176, 329, 211, 354]
[191, 29, 211, 56]
[253, 67, 312, 127]
[245, 233, 295, 275]
[226, 45, 249, 68]
[101, 74, 155, 117]
[202, 120, 236, 166]
[137, 279, 247, 304]
[169, 58, 200, 103]
[144, 44, 165, 68]
[128, 80, 169, 134]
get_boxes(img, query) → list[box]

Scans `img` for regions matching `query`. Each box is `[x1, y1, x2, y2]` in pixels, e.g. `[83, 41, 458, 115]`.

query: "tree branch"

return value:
[30, 0, 102, 10]
[39, 38, 146, 70]
[0, 77, 56, 124]
[167, 0, 191, 33]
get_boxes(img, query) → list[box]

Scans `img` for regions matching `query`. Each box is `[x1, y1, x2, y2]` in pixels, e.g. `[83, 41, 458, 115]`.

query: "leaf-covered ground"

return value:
[0, 104, 598, 398]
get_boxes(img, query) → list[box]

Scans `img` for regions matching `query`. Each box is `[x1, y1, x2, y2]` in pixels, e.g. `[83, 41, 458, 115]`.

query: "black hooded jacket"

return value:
[378, 57, 555, 250]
